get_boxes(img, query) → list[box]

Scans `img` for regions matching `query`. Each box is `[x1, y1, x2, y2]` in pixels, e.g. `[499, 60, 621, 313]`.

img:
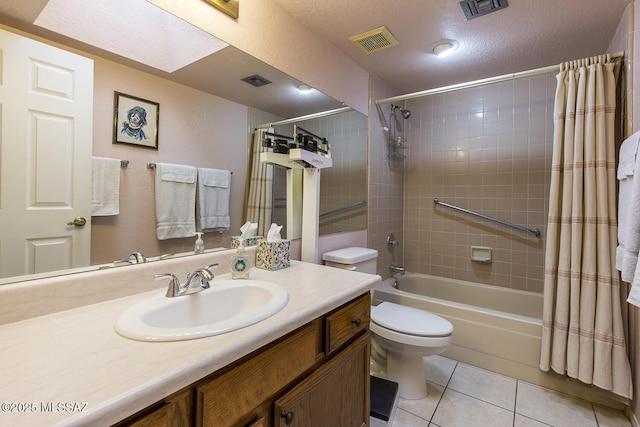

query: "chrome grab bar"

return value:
[433, 198, 541, 237]
[319, 200, 367, 220]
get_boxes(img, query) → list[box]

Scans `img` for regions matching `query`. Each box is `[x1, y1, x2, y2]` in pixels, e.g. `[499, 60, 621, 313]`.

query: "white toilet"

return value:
[323, 247, 454, 400]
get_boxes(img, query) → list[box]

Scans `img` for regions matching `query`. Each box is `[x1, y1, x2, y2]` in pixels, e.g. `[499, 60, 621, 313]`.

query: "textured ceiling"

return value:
[272, 0, 632, 95]
[0, 0, 632, 116]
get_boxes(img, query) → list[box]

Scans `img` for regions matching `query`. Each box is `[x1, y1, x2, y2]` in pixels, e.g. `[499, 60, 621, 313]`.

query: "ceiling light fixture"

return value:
[297, 84, 313, 93]
[430, 39, 459, 58]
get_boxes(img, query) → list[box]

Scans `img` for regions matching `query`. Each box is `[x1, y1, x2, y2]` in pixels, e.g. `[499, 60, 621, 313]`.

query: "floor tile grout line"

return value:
[513, 380, 519, 427]
[428, 360, 458, 425]
[396, 359, 459, 425]
[443, 386, 517, 415]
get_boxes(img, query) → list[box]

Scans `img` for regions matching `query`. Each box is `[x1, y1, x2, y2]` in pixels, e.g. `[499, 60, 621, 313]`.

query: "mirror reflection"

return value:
[247, 111, 368, 239]
[0, 0, 367, 284]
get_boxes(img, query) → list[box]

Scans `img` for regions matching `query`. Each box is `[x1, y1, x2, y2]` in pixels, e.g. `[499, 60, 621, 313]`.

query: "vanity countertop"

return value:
[0, 261, 380, 427]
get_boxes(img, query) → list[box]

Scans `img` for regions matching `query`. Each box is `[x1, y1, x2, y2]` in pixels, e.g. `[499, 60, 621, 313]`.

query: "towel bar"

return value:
[147, 162, 232, 174]
[434, 198, 541, 237]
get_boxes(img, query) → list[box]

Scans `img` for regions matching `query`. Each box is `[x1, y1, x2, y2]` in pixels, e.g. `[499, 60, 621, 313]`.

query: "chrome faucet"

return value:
[156, 263, 219, 298]
[389, 264, 405, 276]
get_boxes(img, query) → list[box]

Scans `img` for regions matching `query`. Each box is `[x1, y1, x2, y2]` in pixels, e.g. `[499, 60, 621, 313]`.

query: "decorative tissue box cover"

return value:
[231, 236, 263, 248]
[256, 239, 291, 270]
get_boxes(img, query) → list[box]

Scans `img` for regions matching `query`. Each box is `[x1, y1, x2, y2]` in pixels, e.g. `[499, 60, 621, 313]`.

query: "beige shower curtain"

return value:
[243, 127, 273, 236]
[540, 55, 632, 399]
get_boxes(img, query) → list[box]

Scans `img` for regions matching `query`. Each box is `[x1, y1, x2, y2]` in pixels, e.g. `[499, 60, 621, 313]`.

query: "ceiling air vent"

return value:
[460, 0, 508, 20]
[349, 26, 399, 54]
[241, 74, 272, 87]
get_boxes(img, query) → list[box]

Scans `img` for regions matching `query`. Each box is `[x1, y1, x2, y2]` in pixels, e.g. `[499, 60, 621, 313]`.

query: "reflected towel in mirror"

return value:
[91, 156, 121, 216]
[155, 162, 197, 240]
[197, 168, 231, 231]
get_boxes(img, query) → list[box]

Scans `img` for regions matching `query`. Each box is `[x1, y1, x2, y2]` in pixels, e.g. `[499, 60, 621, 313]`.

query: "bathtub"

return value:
[372, 273, 623, 407]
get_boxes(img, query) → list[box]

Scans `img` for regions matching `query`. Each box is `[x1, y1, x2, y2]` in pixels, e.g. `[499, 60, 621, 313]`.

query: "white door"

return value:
[0, 28, 94, 279]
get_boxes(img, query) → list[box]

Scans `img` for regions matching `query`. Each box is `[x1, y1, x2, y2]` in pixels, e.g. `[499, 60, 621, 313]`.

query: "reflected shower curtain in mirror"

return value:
[244, 128, 273, 236]
[540, 55, 632, 398]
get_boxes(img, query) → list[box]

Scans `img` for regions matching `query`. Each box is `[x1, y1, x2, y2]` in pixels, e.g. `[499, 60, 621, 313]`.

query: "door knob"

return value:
[67, 216, 87, 227]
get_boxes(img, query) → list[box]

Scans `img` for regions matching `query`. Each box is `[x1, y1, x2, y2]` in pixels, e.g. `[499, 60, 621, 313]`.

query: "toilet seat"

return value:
[371, 302, 453, 337]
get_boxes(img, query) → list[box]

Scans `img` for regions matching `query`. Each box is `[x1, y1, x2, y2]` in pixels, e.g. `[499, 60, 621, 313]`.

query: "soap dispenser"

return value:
[230, 238, 251, 279]
[194, 232, 204, 254]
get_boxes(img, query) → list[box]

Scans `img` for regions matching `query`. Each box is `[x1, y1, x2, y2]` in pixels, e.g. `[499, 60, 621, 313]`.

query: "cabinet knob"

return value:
[280, 410, 294, 425]
[351, 318, 362, 327]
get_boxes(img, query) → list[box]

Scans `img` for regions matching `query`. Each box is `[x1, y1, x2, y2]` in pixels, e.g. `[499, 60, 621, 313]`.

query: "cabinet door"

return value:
[197, 322, 321, 427]
[274, 332, 370, 427]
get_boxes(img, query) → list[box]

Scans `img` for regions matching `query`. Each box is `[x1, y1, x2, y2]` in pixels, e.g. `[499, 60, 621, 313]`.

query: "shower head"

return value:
[392, 104, 411, 119]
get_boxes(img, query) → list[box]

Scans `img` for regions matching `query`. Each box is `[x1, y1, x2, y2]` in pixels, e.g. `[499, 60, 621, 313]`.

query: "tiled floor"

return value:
[383, 355, 632, 427]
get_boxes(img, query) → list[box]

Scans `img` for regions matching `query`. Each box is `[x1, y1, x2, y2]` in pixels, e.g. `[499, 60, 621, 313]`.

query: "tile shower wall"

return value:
[368, 75, 405, 278]
[403, 73, 556, 292]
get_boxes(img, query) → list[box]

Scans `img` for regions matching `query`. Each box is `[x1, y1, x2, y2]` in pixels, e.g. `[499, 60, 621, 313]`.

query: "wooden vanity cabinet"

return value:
[114, 293, 370, 427]
[196, 320, 323, 426]
[274, 333, 369, 427]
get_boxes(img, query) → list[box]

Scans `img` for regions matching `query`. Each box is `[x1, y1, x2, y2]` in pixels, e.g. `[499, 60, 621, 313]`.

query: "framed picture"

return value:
[113, 92, 159, 149]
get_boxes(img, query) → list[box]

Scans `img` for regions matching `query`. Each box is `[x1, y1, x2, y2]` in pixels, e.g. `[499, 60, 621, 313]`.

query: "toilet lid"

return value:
[371, 302, 454, 337]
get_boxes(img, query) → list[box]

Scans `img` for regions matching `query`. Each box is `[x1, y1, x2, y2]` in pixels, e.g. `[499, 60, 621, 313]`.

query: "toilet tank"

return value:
[322, 247, 378, 274]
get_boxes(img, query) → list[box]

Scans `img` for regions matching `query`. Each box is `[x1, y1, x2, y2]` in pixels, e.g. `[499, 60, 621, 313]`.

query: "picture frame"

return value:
[113, 91, 159, 149]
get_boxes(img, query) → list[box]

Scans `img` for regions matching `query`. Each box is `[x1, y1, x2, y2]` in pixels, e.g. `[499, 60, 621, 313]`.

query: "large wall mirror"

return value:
[0, 0, 367, 285]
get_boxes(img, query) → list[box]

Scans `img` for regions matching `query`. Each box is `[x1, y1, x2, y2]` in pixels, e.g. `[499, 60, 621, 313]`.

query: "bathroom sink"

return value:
[114, 280, 289, 342]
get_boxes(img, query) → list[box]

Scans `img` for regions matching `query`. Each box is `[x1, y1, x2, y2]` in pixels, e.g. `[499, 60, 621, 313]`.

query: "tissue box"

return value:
[256, 239, 291, 271]
[231, 236, 263, 248]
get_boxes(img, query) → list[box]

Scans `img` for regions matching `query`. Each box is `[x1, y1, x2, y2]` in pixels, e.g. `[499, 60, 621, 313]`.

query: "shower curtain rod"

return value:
[256, 106, 352, 129]
[375, 51, 624, 105]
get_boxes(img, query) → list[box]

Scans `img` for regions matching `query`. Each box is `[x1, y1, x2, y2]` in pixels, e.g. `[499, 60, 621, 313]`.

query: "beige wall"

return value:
[91, 57, 248, 264]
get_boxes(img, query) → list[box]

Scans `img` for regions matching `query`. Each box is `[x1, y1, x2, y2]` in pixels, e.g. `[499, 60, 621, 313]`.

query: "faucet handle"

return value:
[201, 263, 219, 280]
[155, 273, 181, 297]
[197, 263, 219, 289]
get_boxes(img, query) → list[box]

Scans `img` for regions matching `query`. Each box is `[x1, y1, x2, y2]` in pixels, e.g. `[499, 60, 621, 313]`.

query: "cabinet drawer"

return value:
[114, 389, 193, 427]
[325, 293, 370, 354]
[197, 321, 321, 427]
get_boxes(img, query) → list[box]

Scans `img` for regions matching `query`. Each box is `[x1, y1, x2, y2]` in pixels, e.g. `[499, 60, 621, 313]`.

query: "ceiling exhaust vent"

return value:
[460, 0, 508, 20]
[241, 74, 272, 87]
[349, 26, 399, 54]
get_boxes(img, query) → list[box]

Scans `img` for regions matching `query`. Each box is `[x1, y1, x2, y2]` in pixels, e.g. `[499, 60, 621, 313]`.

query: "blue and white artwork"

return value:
[113, 92, 159, 149]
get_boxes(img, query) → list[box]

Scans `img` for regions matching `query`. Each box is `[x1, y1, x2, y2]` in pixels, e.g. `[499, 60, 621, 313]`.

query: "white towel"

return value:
[91, 156, 121, 216]
[197, 168, 231, 231]
[154, 163, 197, 240]
[629, 265, 640, 307]
[619, 131, 640, 279]
[617, 132, 640, 271]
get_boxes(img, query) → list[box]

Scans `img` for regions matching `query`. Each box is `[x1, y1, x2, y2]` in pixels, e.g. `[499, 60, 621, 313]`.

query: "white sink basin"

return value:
[114, 280, 289, 342]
